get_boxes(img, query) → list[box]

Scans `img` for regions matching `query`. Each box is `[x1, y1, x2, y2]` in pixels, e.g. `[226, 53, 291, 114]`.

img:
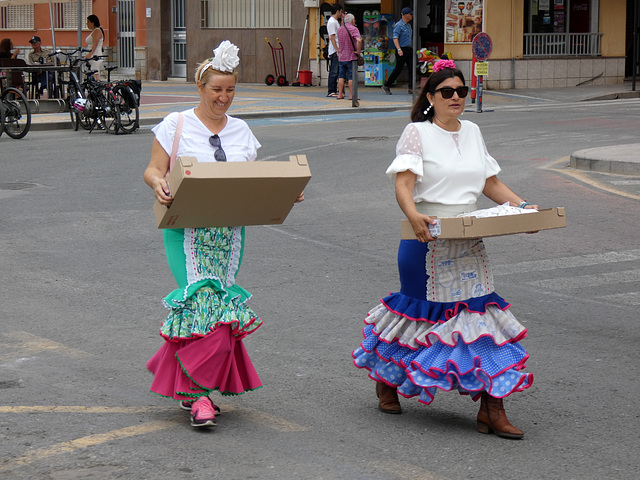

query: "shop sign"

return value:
[444, 0, 483, 44]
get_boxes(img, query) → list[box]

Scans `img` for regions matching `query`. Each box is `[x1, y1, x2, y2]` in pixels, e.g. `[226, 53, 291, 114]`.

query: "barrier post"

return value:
[476, 74, 483, 113]
[470, 56, 477, 104]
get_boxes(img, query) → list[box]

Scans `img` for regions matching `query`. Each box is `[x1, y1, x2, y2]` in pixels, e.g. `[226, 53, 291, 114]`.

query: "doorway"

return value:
[116, 0, 135, 74]
[172, 0, 186, 78]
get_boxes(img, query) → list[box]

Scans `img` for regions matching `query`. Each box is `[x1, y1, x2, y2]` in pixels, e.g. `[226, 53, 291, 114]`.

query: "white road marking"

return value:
[525, 269, 640, 290]
[494, 249, 640, 276]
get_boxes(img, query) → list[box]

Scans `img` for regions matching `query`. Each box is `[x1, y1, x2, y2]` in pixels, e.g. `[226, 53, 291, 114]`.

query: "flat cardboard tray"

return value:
[154, 155, 311, 229]
[400, 207, 566, 239]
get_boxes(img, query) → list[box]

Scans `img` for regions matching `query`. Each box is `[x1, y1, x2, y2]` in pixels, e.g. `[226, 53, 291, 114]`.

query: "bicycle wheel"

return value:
[78, 86, 94, 131]
[1, 87, 31, 139]
[83, 91, 99, 131]
[0, 100, 5, 137]
[114, 85, 139, 133]
[78, 102, 94, 131]
[67, 83, 81, 131]
[103, 91, 121, 134]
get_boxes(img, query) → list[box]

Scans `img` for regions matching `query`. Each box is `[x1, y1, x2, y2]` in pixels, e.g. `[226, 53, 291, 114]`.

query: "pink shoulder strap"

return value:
[169, 112, 184, 173]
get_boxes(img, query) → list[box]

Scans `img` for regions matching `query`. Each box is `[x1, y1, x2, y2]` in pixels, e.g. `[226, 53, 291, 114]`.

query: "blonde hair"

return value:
[195, 58, 239, 84]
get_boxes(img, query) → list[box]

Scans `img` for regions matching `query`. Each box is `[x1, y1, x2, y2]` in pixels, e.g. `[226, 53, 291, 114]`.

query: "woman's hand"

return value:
[144, 139, 173, 205]
[395, 170, 436, 242]
[152, 177, 173, 206]
[408, 213, 437, 243]
[295, 192, 305, 203]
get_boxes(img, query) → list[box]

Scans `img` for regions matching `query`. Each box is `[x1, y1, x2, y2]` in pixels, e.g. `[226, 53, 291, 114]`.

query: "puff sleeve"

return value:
[386, 123, 424, 183]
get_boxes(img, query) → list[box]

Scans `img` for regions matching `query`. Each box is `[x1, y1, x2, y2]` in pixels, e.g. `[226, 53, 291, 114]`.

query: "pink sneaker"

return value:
[190, 396, 217, 427]
[180, 397, 221, 415]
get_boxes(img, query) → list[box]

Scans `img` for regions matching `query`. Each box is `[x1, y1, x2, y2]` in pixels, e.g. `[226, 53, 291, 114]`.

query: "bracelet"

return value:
[518, 201, 531, 209]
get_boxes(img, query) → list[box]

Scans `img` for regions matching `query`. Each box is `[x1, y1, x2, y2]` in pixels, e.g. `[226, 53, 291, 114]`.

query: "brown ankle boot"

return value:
[477, 392, 524, 439]
[376, 382, 402, 414]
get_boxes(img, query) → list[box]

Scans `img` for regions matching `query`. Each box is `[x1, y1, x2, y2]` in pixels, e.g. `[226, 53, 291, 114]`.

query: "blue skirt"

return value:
[352, 237, 533, 404]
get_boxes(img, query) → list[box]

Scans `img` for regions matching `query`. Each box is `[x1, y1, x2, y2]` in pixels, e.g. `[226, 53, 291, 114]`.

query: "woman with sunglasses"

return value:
[352, 59, 538, 439]
[144, 41, 302, 428]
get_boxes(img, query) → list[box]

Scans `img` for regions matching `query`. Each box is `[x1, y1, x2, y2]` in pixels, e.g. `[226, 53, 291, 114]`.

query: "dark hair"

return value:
[410, 67, 466, 123]
[0, 38, 11, 53]
[87, 15, 101, 27]
[87, 15, 105, 39]
[331, 3, 343, 15]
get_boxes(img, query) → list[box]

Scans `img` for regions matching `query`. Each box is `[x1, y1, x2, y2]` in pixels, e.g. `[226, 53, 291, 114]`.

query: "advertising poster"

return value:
[445, 1, 484, 43]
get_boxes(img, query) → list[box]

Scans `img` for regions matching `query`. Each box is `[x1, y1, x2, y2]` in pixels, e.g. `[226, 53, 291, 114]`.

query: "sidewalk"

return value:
[27, 80, 640, 175]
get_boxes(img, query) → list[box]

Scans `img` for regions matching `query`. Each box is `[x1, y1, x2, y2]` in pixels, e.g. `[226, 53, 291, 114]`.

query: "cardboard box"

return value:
[154, 155, 311, 229]
[400, 207, 566, 239]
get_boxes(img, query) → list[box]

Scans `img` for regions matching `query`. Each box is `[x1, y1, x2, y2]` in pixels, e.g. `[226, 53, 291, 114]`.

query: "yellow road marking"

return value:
[0, 331, 90, 362]
[0, 420, 177, 472]
[543, 156, 640, 201]
[0, 406, 174, 414]
[232, 406, 308, 432]
[370, 460, 452, 480]
[0, 404, 307, 432]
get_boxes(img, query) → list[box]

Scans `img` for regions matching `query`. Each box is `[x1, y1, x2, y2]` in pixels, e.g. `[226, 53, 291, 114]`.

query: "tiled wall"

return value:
[313, 57, 626, 91]
[483, 58, 626, 90]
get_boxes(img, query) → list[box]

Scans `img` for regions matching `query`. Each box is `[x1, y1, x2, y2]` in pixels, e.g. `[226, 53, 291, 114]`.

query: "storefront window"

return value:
[524, 0, 600, 56]
[525, 0, 591, 34]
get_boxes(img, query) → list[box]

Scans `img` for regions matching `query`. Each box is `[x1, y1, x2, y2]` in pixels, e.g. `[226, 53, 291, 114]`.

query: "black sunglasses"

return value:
[433, 86, 469, 99]
[208, 134, 227, 162]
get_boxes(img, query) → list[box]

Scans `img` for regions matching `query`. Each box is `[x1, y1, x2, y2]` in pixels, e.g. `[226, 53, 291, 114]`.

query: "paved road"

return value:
[1, 93, 639, 479]
[26, 81, 640, 175]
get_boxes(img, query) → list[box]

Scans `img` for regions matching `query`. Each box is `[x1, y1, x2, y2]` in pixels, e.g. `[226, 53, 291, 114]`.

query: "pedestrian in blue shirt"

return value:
[382, 7, 414, 95]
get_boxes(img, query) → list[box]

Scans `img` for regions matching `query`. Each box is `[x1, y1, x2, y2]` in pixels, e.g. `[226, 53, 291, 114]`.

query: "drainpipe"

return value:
[511, 0, 516, 89]
[412, 0, 417, 101]
[633, 0, 638, 90]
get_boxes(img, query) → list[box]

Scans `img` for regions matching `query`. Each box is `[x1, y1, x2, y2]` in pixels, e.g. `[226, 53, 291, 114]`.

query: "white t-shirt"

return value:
[386, 120, 501, 206]
[327, 16, 340, 56]
[152, 109, 261, 165]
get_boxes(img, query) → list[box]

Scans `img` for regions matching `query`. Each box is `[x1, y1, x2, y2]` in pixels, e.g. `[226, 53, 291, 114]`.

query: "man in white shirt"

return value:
[326, 3, 343, 97]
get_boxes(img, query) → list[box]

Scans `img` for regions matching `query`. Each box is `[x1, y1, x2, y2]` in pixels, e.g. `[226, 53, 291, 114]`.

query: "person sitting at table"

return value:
[0, 38, 26, 90]
[27, 36, 55, 97]
[0, 38, 20, 59]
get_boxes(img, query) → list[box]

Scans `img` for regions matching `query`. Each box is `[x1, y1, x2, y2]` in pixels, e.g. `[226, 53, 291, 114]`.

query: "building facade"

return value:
[1, 1, 635, 88]
[145, 0, 309, 83]
[0, 0, 147, 80]
[307, 0, 629, 89]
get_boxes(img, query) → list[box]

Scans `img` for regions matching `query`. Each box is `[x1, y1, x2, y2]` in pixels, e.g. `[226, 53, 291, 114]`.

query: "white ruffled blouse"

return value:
[386, 120, 501, 206]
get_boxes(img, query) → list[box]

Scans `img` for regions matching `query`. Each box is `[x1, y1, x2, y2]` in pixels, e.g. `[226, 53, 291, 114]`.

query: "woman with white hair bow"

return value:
[144, 41, 303, 428]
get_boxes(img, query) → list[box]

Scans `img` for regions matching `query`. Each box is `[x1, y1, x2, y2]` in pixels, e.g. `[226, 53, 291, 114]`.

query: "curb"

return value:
[29, 104, 410, 131]
[582, 91, 640, 102]
[570, 144, 640, 176]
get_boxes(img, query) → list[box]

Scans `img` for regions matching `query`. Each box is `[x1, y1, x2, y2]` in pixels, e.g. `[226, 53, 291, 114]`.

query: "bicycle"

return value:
[104, 66, 140, 134]
[80, 67, 122, 134]
[56, 48, 94, 131]
[0, 74, 31, 139]
[56, 50, 138, 134]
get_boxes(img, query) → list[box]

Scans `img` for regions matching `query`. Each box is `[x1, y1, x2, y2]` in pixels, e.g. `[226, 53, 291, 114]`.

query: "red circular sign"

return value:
[472, 33, 493, 61]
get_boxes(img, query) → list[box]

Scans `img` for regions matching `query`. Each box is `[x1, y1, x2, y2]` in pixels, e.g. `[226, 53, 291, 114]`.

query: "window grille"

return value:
[201, 0, 291, 29]
[256, 0, 290, 28]
[53, 1, 93, 30]
[0, 6, 34, 30]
